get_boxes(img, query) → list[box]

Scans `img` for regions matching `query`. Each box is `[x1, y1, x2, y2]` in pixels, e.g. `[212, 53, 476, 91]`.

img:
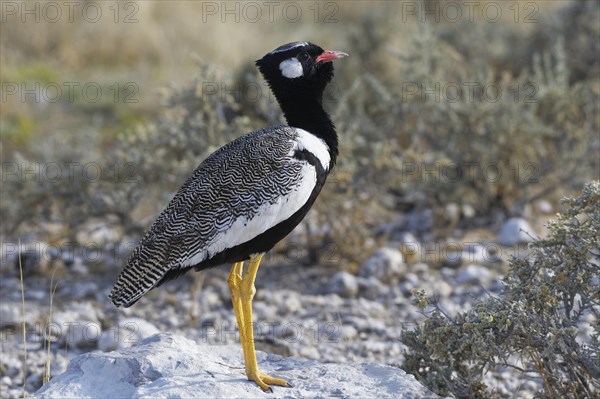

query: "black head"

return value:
[255, 41, 348, 103]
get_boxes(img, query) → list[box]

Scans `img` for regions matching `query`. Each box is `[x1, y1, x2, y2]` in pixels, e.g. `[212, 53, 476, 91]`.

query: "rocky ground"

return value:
[35, 332, 440, 398]
[0, 215, 548, 398]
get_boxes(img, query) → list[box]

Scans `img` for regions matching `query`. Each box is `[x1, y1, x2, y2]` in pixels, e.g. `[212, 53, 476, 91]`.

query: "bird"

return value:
[109, 41, 348, 391]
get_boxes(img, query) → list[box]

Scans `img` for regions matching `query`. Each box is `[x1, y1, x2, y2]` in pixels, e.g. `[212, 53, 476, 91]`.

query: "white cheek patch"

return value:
[279, 58, 304, 79]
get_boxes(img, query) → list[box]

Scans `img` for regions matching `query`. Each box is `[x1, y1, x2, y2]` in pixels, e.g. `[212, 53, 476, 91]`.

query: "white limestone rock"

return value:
[36, 333, 440, 399]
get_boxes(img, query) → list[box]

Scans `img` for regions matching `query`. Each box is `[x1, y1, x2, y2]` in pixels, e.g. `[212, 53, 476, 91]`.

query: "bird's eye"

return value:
[298, 52, 309, 61]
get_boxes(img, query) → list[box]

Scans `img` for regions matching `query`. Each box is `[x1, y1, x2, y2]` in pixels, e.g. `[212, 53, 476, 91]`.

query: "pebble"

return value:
[412, 262, 429, 274]
[456, 264, 493, 285]
[327, 271, 358, 298]
[359, 248, 405, 281]
[402, 209, 433, 234]
[462, 204, 476, 219]
[356, 276, 388, 300]
[435, 281, 454, 297]
[498, 218, 537, 246]
[399, 273, 420, 295]
[299, 346, 321, 360]
[75, 216, 124, 247]
[533, 200, 553, 214]
[51, 302, 102, 348]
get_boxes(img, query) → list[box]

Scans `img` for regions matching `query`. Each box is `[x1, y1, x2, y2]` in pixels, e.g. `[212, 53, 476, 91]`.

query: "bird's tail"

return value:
[109, 243, 170, 308]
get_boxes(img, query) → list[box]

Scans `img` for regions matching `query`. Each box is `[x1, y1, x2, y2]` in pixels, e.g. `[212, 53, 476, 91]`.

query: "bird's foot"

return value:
[247, 371, 290, 392]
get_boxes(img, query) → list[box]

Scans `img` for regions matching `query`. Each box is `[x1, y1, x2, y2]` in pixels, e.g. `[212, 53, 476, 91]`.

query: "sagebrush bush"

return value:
[402, 181, 600, 398]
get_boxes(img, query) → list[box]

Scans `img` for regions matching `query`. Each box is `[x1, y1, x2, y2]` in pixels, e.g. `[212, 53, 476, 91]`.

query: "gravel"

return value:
[0, 237, 539, 398]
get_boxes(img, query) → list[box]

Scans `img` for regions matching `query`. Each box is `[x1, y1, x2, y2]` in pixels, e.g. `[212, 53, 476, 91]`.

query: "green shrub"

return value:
[402, 181, 600, 398]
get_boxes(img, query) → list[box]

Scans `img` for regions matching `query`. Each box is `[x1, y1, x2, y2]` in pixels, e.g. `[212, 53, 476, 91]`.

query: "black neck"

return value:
[277, 93, 339, 166]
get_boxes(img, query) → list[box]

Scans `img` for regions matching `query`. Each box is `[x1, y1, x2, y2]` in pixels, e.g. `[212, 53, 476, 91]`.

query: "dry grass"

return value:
[42, 268, 59, 385]
[17, 239, 27, 398]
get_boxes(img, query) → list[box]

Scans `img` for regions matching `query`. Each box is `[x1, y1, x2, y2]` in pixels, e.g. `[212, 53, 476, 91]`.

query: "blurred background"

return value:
[1, 0, 599, 397]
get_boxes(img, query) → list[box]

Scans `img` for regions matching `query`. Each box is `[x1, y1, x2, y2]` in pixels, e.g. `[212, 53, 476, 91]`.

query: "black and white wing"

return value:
[109, 126, 330, 307]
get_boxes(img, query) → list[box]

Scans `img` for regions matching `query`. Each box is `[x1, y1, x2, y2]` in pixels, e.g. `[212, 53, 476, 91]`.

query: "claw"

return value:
[248, 371, 289, 391]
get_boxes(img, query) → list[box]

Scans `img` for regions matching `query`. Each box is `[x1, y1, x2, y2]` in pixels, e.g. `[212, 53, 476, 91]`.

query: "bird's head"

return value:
[255, 42, 348, 102]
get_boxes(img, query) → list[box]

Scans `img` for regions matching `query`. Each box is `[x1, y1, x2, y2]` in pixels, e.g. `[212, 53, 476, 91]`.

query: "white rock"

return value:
[394, 232, 418, 246]
[278, 291, 302, 315]
[498, 218, 537, 246]
[462, 204, 476, 219]
[36, 333, 439, 399]
[359, 248, 405, 281]
[435, 281, 454, 297]
[403, 209, 433, 233]
[98, 318, 160, 352]
[533, 200, 553, 214]
[75, 216, 124, 247]
[398, 274, 419, 296]
[456, 264, 494, 285]
[356, 276, 387, 300]
[412, 263, 429, 274]
[463, 243, 494, 264]
[445, 203, 460, 223]
[1, 301, 43, 325]
[327, 272, 358, 298]
[52, 303, 101, 348]
[298, 346, 321, 360]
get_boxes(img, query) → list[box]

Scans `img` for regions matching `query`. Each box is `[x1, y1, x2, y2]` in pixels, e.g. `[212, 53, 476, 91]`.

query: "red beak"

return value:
[316, 50, 349, 64]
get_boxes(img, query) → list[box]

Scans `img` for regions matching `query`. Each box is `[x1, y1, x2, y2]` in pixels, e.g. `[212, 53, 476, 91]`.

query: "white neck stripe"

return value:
[270, 42, 309, 55]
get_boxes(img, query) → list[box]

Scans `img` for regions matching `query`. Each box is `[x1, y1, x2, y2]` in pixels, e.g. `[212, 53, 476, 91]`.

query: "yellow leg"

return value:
[238, 254, 289, 391]
[228, 261, 249, 374]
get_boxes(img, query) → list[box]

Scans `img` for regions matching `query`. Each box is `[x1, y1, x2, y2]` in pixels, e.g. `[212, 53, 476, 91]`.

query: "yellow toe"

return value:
[247, 371, 290, 391]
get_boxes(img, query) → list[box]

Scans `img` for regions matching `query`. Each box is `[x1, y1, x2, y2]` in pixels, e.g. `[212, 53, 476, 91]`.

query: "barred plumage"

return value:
[109, 126, 329, 307]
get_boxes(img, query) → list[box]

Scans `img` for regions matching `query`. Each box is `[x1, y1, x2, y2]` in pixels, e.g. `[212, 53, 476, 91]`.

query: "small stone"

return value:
[252, 302, 278, 320]
[52, 303, 101, 348]
[445, 203, 460, 224]
[76, 216, 124, 247]
[498, 218, 536, 246]
[327, 272, 358, 298]
[533, 200, 553, 214]
[394, 233, 420, 263]
[339, 325, 358, 340]
[436, 281, 454, 297]
[456, 264, 493, 285]
[412, 263, 429, 274]
[298, 346, 320, 360]
[403, 209, 433, 234]
[462, 243, 490, 265]
[278, 291, 302, 315]
[356, 276, 387, 300]
[359, 248, 405, 281]
[440, 267, 456, 279]
[462, 204, 476, 219]
[399, 272, 421, 295]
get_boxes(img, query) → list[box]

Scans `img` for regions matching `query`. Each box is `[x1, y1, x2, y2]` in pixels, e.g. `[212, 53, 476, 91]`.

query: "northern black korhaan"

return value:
[109, 42, 348, 391]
